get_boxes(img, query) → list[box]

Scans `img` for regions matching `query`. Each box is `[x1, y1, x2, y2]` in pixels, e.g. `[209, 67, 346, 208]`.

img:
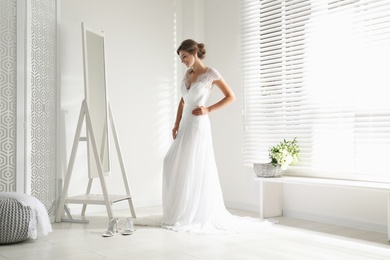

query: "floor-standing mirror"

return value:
[82, 24, 111, 178]
[55, 23, 136, 223]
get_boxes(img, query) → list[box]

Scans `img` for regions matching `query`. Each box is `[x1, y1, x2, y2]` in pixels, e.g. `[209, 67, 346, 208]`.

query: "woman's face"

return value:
[179, 51, 195, 68]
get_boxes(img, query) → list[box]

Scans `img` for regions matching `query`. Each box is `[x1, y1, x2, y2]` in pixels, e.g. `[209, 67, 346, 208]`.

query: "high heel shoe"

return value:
[102, 217, 118, 237]
[122, 217, 135, 235]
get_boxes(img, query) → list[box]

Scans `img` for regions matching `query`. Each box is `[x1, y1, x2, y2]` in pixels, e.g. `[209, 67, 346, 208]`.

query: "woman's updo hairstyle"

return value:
[177, 39, 206, 60]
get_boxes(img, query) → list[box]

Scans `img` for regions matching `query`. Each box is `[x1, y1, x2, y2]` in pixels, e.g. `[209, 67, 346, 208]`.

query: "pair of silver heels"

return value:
[102, 217, 135, 237]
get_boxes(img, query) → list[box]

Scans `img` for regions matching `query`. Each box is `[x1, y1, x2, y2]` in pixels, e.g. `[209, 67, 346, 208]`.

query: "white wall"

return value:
[59, 0, 387, 232]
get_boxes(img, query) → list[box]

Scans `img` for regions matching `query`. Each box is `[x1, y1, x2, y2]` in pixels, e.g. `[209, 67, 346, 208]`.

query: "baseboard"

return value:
[224, 201, 260, 213]
[283, 209, 387, 233]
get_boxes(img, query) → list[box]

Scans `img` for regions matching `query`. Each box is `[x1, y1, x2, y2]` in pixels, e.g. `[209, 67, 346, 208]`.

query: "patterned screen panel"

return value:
[30, 0, 57, 219]
[0, 0, 17, 192]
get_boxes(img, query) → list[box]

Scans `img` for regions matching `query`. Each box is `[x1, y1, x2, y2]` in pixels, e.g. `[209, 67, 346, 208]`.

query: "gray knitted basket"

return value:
[254, 163, 284, 178]
[0, 198, 31, 244]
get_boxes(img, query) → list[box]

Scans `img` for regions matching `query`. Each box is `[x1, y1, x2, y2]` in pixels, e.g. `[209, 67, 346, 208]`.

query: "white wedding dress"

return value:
[159, 68, 272, 234]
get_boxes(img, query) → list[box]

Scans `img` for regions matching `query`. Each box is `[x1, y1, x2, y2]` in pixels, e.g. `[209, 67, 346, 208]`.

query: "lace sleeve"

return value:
[209, 68, 222, 81]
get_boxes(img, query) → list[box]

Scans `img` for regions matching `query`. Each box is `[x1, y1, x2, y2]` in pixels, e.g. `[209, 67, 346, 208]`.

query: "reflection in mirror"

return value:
[82, 23, 110, 178]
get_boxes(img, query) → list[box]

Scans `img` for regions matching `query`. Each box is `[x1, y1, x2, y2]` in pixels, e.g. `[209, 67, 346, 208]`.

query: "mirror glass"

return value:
[82, 23, 110, 178]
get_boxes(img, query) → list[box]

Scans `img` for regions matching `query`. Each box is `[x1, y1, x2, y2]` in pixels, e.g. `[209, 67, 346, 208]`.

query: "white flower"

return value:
[280, 163, 289, 171]
[282, 154, 293, 165]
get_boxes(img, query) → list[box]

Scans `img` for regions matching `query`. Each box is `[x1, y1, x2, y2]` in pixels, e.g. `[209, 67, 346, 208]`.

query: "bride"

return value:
[160, 39, 271, 234]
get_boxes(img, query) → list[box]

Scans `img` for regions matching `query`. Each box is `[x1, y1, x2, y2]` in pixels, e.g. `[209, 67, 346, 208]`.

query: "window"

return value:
[241, 0, 390, 182]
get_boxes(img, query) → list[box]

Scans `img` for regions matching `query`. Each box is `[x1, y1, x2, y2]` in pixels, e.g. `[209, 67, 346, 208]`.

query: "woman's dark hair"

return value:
[176, 39, 206, 59]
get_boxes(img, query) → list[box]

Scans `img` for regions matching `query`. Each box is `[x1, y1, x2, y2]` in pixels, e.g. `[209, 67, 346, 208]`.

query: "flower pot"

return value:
[253, 163, 284, 178]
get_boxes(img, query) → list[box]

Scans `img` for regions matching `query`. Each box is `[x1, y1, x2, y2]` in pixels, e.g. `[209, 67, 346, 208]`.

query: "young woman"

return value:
[161, 39, 271, 234]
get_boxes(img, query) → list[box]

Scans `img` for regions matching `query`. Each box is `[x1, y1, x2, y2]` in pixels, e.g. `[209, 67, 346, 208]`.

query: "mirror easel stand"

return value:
[55, 100, 136, 223]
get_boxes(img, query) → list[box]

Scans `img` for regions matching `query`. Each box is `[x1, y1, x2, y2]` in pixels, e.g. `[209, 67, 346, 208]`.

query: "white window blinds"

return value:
[241, 0, 390, 181]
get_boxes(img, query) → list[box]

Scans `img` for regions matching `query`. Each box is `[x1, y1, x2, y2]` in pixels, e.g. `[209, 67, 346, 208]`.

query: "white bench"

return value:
[254, 176, 390, 241]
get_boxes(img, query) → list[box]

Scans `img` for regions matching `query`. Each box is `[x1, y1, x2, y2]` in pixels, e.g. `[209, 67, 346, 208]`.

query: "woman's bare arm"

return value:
[172, 97, 184, 139]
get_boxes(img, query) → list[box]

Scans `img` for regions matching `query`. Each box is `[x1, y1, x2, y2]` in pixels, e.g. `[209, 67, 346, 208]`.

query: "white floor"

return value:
[1, 207, 390, 260]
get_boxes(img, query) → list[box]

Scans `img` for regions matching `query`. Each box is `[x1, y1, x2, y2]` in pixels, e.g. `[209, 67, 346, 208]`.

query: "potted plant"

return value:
[254, 138, 300, 177]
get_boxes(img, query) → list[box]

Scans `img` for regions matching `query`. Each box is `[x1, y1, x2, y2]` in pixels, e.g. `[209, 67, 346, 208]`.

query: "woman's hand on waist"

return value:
[192, 106, 209, 116]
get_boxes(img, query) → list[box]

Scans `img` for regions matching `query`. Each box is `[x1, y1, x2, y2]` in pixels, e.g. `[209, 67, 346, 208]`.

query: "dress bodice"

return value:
[181, 68, 222, 108]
